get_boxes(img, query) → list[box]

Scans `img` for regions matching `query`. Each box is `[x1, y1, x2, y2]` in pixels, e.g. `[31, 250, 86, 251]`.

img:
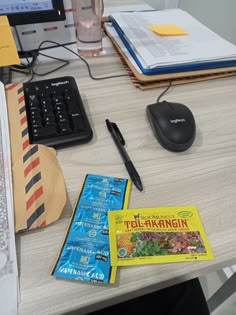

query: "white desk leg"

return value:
[207, 272, 236, 313]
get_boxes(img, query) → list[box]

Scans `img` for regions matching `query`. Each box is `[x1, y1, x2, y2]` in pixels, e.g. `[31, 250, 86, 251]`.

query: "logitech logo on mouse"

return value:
[170, 118, 186, 124]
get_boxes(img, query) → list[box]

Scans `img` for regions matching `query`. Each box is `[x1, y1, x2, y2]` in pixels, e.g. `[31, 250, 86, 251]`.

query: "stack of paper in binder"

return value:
[104, 9, 236, 90]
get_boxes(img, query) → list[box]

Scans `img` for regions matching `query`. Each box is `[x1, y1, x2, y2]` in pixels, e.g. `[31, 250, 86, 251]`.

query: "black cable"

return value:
[11, 28, 70, 82]
[10, 35, 131, 82]
[33, 51, 70, 76]
[37, 40, 129, 80]
[156, 81, 172, 102]
[13, 59, 35, 83]
[14, 51, 38, 69]
[11, 52, 37, 76]
[12, 26, 35, 82]
[11, 65, 31, 75]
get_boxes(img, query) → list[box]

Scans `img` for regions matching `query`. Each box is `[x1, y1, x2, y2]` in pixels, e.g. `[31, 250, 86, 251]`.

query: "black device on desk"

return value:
[0, 0, 65, 26]
[0, 0, 66, 84]
[146, 101, 196, 152]
[23, 76, 93, 148]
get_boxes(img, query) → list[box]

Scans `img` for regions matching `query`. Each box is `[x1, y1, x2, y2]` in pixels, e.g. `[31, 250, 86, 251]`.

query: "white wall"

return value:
[144, 0, 179, 9]
[179, 0, 236, 44]
[145, 0, 236, 45]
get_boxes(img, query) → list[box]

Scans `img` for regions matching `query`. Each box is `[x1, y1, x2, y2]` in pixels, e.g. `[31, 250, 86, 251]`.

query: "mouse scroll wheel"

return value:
[162, 101, 174, 110]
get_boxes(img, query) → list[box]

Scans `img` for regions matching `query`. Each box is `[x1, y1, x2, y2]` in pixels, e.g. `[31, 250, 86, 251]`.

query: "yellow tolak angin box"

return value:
[108, 205, 214, 266]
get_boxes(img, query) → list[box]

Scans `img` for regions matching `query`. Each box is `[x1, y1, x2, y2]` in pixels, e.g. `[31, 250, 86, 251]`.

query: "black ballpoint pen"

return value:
[106, 119, 143, 191]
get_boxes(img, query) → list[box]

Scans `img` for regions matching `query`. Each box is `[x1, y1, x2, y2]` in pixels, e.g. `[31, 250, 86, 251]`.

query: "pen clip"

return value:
[106, 119, 125, 145]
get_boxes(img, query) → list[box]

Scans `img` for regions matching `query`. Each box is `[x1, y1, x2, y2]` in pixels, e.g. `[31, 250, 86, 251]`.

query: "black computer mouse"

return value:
[146, 101, 196, 152]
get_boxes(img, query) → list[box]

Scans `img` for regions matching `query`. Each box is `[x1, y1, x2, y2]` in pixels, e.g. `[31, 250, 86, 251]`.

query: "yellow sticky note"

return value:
[0, 16, 20, 67]
[148, 24, 188, 36]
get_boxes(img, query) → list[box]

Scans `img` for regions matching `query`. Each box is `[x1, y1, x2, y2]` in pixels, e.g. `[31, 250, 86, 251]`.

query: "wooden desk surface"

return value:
[16, 37, 236, 315]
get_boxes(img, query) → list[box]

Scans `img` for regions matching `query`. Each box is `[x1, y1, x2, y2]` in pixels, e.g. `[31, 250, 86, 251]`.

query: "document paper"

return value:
[110, 9, 236, 69]
[104, 23, 143, 73]
[0, 82, 18, 315]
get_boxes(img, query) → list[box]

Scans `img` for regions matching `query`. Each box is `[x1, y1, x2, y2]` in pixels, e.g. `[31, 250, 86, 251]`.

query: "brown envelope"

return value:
[5, 83, 66, 233]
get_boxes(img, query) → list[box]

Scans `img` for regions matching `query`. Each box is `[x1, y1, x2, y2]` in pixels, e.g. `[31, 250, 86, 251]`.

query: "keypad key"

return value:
[52, 96, 64, 104]
[31, 109, 41, 120]
[67, 101, 81, 115]
[41, 98, 52, 107]
[33, 126, 58, 140]
[54, 103, 66, 114]
[32, 117, 42, 125]
[32, 122, 42, 129]
[56, 113, 68, 123]
[59, 121, 72, 135]
[71, 115, 85, 132]
[28, 98, 39, 109]
[44, 115, 56, 127]
[42, 106, 53, 116]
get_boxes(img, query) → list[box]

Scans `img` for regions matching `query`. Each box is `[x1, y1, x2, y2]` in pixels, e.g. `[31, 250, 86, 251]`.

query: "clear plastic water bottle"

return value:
[71, 0, 104, 57]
